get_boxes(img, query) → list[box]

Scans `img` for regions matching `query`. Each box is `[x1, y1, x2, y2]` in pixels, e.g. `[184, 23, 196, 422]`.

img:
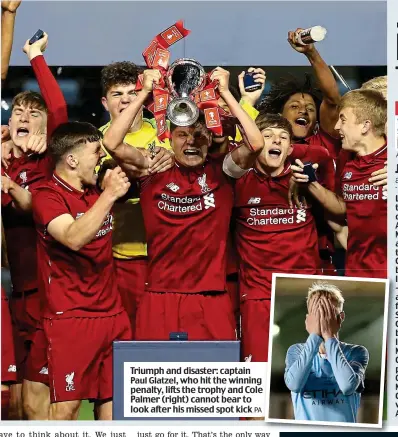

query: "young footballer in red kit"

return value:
[1, 32, 68, 419]
[292, 89, 387, 278]
[32, 122, 132, 420]
[235, 114, 322, 363]
[99, 62, 173, 337]
[103, 67, 265, 341]
[1, 286, 17, 419]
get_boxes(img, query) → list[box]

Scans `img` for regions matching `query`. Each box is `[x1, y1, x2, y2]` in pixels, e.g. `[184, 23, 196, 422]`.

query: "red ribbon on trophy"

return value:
[135, 21, 236, 141]
[136, 21, 191, 141]
[193, 74, 238, 139]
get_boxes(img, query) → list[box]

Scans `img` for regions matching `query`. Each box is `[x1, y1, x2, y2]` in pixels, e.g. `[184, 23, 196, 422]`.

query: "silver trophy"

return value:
[165, 58, 206, 126]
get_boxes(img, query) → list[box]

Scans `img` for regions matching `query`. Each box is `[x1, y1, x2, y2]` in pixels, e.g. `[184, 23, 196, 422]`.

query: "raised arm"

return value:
[285, 335, 322, 393]
[23, 32, 68, 137]
[38, 168, 130, 252]
[1, 174, 32, 213]
[320, 297, 368, 395]
[325, 339, 368, 395]
[102, 70, 165, 177]
[284, 295, 323, 392]
[288, 28, 340, 137]
[210, 68, 264, 176]
[237, 67, 266, 109]
[1, 1, 22, 81]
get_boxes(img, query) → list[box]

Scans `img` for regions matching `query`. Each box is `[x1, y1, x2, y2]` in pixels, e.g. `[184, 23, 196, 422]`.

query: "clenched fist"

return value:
[287, 28, 315, 54]
[102, 166, 130, 201]
[21, 132, 47, 154]
[142, 69, 162, 94]
[1, 1, 22, 13]
[210, 67, 230, 95]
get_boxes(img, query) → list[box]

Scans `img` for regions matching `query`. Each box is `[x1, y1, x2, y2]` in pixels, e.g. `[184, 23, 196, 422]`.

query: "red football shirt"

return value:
[1, 54, 68, 294]
[2, 153, 53, 294]
[305, 127, 342, 159]
[32, 173, 124, 318]
[234, 165, 320, 300]
[336, 144, 387, 278]
[291, 143, 336, 257]
[140, 156, 234, 293]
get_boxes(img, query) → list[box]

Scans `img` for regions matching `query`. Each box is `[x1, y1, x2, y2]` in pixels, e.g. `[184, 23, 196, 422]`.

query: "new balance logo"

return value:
[296, 209, 307, 223]
[343, 172, 352, 180]
[166, 182, 180, 193]
[8, 365, 16, 373]
[39, 366, 48, 375]
[248, 197, 261, 204]
[203, 193, 216, 209]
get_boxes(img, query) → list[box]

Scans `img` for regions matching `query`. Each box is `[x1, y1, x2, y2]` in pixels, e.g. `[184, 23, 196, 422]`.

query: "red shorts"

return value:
[44, 311, 131, 403]
[135, 291, 236, 341]
[24, 326, 49, 385]
[115, 258, 147, 338]
[9, 290, 42, 381]
[1, 290, 17, 383]
[241, 299, 271, 362]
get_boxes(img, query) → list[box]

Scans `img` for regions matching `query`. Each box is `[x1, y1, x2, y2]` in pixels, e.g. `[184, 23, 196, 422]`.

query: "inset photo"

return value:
[266, 274, 388, 428]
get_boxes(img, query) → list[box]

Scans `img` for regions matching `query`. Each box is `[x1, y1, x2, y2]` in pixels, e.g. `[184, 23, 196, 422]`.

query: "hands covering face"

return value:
[306, 294, 341, 340]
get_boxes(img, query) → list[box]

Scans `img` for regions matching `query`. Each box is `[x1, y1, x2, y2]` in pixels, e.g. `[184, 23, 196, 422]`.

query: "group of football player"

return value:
[0, 0, 387, 421]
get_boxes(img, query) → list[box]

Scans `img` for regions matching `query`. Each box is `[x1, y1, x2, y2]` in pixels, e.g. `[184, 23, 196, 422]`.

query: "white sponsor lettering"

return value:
[95, 213, 113, 238]
[247, 206, 307, 226]
[158, 192, 216, 213]
[342, 183, 380, 201]
[250, 207, 294, 216]
[158, 201, 203, 213]
[247, 216, 294, 226]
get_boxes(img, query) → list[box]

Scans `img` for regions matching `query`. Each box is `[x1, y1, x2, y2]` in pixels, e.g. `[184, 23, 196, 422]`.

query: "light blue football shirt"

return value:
[284, 333, 369, 423]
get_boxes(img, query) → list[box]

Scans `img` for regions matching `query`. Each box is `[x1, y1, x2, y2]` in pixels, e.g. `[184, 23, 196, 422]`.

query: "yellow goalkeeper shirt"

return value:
[99, 118, 171, 259]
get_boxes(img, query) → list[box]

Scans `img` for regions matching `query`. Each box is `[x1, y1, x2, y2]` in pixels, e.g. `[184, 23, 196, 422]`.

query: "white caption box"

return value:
[123, 362, 267, 418]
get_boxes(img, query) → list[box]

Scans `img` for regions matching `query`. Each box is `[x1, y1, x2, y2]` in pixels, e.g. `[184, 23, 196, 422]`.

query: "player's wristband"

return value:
[222, 153, 249, 179]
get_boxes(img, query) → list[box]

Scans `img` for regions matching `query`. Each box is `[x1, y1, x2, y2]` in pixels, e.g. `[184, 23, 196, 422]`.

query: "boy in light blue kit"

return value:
[284, 281, 369, 423]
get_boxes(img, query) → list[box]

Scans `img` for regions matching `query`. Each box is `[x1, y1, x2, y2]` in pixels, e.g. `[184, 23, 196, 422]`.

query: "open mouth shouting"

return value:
[183, 148, 201, 157]
[295, 117, 309, 128]
[17, 127, 30, 137]
[268, 148, 282, 160]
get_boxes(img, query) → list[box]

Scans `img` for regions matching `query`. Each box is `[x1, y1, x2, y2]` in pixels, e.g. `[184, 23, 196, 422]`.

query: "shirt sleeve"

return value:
[325, 338, 369, 395]
[30, 55, 68, 137]
[284, 334, 323, 393]
[32, 188, 71, 229]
